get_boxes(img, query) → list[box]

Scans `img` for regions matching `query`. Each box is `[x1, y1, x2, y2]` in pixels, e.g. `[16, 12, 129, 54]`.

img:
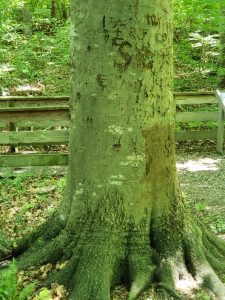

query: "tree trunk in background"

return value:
[219, 6, 225, 88]
[51, 0, 57, 19]
[22, 3, 32, 37]
[51, 0, 68, 21]
[3, 1, 225, 300]
[60, 2, 67, 21]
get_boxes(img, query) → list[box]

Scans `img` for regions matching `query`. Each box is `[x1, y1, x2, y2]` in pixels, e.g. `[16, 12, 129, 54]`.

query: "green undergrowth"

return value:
[0, 171, 67, 299]
[0, 171, 65, 243]
[176, 121, 218, 132]
[174, 1, 221, 92]
[190, 199, 225, 235]
[0, 259, 35, 300]
[0, 21, 70, 96]
[0, 3, 222, 96]
[0, 259, 68, 299]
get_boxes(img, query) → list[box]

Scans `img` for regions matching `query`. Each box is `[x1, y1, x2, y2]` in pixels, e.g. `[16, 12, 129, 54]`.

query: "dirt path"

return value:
[176, 141, 225, 235]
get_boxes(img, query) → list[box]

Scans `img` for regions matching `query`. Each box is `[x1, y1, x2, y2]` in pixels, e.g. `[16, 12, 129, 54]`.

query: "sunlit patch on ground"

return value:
[176, 157, 221, 172]
[11, 83, 45, 95]
[175, 275, 200, 295]
[0, 63, 15, 74]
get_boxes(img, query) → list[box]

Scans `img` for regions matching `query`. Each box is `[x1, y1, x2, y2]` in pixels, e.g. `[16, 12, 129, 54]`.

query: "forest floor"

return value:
[177, 140, 225, 238]
[0, 141, 224, 299]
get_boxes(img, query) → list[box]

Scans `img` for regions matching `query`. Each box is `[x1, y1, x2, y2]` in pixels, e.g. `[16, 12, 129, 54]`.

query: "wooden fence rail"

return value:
[215, 90, 225, 153]
[0, 92, 223, 168]
[175, 91, 218, 142]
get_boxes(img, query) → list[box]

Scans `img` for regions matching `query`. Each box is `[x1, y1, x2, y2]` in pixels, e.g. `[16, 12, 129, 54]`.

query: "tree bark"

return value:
[219, 5, 225, 88]
[60, 2, 68, 20]
[51, 0, 57, 19]
[1, 1, 225, 299]
[22, 3, 32, 37]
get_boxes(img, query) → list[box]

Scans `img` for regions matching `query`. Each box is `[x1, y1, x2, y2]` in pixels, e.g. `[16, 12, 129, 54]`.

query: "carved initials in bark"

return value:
[113, 40, 132, 71]
[96, 74, 107, 90]
[146, 14, 160, 26]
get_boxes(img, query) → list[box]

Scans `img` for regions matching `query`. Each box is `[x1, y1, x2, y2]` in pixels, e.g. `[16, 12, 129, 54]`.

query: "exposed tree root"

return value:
[1, 213, 225, 300]
[16, 232, 71, 269]
[127, 231, 154, 300]
[12, 212, 66, 257]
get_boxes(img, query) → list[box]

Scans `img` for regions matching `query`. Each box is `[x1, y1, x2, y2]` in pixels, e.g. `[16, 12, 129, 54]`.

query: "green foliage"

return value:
[57, 177, 66, 192]
[0, 19, 70, 95]
[195, 289, 211, 300]
[0, 0, 224, 94]
[34, 288, 52, 300]
[0, 0, 70, 96]
[193, 201, 225, 235]
[0, 172, 63, 242]
[174, 0, 221, 36]
[174, 0, 222, 91]
[0, 232, 12, 257]
[0, 260, 35, 300]
[209, 215, 225, 234]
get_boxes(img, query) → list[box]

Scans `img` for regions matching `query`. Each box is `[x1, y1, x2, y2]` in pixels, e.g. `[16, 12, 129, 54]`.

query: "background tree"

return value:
[51, 0, 57, 19]
[22, 1, 32, 37]
[1, 1, 225, 299]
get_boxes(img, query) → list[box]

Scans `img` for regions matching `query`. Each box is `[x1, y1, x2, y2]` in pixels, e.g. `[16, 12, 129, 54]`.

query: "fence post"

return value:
[8, 99, 16, 153]
[216, 90, 225, 153]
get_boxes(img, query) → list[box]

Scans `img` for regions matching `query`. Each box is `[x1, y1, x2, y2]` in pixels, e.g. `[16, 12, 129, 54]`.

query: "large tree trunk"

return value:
[219, 5, 225, 88]
[2, 1, 225, 299]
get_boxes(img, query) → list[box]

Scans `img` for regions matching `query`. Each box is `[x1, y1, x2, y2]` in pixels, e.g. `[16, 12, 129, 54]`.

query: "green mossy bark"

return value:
[219, 6, 225, 88]
[1, 1, 225, 299]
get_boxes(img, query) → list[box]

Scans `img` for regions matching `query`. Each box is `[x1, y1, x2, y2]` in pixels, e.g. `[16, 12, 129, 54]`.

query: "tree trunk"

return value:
[22, 3, 32, 37]
[219, 6, 225, 88]
[60, 2, 68, 20]
[2, 1, 225, 299]
[51, 0, 57, 19]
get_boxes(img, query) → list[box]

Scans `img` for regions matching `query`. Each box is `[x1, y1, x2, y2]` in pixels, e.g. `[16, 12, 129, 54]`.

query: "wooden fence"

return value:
[0, 92, 223, 168]
[175, 91, 218, 141]
[0, 96, 69, 168]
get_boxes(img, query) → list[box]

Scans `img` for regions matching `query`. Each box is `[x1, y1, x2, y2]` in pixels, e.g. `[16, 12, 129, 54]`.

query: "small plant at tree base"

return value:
[33, 288, 52, 300]
[195, 289, 212, 300]
[0, 259, 35, 300]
